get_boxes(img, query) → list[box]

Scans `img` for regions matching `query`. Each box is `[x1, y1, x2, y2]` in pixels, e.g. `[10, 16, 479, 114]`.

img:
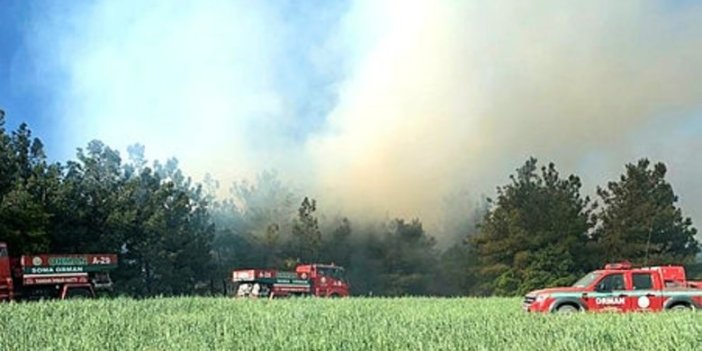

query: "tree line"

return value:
[0, 111, 699, 297]
[471, 158, 699, 295]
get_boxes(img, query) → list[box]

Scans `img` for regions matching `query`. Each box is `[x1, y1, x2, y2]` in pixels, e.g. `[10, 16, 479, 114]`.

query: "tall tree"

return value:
[436, 242, 479, 296]
[227, 170, 298, 238]
[321, 217, 352, 266]
[114, 157, 214, 296]
[209, 170, 298, 280]
[49, 140, 124, 253]
[0, 184, 51, 254]
[0, 119, 55, 254]
[592, 159, 699, 265]
[288, 197, 322, 264]
[0, 110, 13, 194]
[472, 158, 592, 296]
[370, 219, 438, 296]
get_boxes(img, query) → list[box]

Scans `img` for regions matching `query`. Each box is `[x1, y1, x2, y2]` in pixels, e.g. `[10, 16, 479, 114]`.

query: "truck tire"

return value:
[259, 284, 272, 298]
[65, 288, 93, 299]
[555, 304, 580, 313]
[667, 303, 693, 312]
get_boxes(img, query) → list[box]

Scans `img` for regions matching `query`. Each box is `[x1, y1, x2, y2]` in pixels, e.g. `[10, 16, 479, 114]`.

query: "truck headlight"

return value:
[535, 294, 549, 303]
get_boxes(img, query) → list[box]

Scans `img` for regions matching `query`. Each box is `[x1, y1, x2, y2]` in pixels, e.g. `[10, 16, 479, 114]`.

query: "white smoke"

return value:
[27, 0, 702, 237]
[308, 0, 702, 232]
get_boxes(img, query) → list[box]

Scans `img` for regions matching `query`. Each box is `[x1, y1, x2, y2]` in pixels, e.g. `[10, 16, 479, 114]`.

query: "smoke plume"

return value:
[26, 0, 702, 237]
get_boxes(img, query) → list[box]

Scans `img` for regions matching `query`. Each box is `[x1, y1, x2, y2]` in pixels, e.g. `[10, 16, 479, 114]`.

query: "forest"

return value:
[1, 109, 699, 297]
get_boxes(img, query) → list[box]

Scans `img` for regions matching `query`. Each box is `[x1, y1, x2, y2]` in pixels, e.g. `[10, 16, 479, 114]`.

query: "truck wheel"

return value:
[65, 288, 93, 299]
[668, 303, 693, 312]
[256, 284, 272, 298]
[555, 304, 579, 313]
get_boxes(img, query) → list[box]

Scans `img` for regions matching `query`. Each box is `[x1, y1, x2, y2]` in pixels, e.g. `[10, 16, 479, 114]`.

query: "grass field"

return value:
[1, 297, 700, 350]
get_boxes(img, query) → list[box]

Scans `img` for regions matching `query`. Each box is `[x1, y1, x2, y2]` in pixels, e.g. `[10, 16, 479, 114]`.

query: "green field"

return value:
[1, 297, 700, 350]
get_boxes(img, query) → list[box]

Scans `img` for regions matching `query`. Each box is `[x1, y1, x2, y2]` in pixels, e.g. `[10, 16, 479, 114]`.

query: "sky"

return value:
[1, 0, 702, 237]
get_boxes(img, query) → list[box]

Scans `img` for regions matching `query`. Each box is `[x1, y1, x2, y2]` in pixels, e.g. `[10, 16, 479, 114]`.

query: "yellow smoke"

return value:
[306, 0, 702, 230]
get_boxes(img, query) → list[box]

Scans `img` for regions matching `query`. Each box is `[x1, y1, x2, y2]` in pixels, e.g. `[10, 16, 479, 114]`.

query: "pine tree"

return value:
[471, 158, 592, 295]
[0, 116, 54, 254]
[289, 197, 322, 263]
[593, 159, 699, 265]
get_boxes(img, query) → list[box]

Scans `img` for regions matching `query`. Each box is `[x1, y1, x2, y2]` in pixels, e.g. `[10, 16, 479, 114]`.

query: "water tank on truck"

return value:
[0, 241, 118, 301]
[231, 263, 350, 298]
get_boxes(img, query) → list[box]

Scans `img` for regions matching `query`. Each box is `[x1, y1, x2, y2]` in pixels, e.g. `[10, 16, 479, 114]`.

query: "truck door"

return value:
[0, 244, 12, 300]
[627, 272, 663, 311]
[587, 273, 627, 312]
[0, 244, 10, 280]
[316, 267, 332, 296]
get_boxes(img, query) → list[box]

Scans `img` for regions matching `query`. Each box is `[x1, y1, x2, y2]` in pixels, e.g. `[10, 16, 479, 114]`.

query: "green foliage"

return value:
[0, 119, 55, 254]
[209, 170, 298, 277]
[1, 297, 700, 351]
[108, 153, 214, 296]
[49, 140, 124, 253]
[0, 184, 50, 253]
[472, 158, 592, 295]
[592, 159, 699, 265]
[0, 113, 215, 296]
[320, 217, 352, 266]
[1, 109, 700, 298]
[366, 219, 438, 296]
[0, 109, 9, 193]
[435, 244, 474, 295]
[289, 197, 323, 263]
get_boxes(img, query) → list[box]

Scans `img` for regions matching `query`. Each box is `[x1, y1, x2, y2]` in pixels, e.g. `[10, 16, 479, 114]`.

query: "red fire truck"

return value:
[232, 263, 349, 298]
[0, 241, 118, 301]
[523, 262, 702, 313]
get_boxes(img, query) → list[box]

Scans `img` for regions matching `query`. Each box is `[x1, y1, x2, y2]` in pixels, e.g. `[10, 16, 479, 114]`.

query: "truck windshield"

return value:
[332, 268, 347, 282]
[318, 267, 346, 282]
[572, 272, 601, 288]
[0, 246, 7, 257]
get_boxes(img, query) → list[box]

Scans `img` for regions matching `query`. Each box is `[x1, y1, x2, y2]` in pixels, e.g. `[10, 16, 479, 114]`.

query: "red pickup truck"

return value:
[523, 262, 702, 313]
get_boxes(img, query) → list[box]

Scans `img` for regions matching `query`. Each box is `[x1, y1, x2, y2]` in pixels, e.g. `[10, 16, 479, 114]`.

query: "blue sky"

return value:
[1, 0, 702, 231]
[1, 0, 349, 160]
[1, 0, 55, 142]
